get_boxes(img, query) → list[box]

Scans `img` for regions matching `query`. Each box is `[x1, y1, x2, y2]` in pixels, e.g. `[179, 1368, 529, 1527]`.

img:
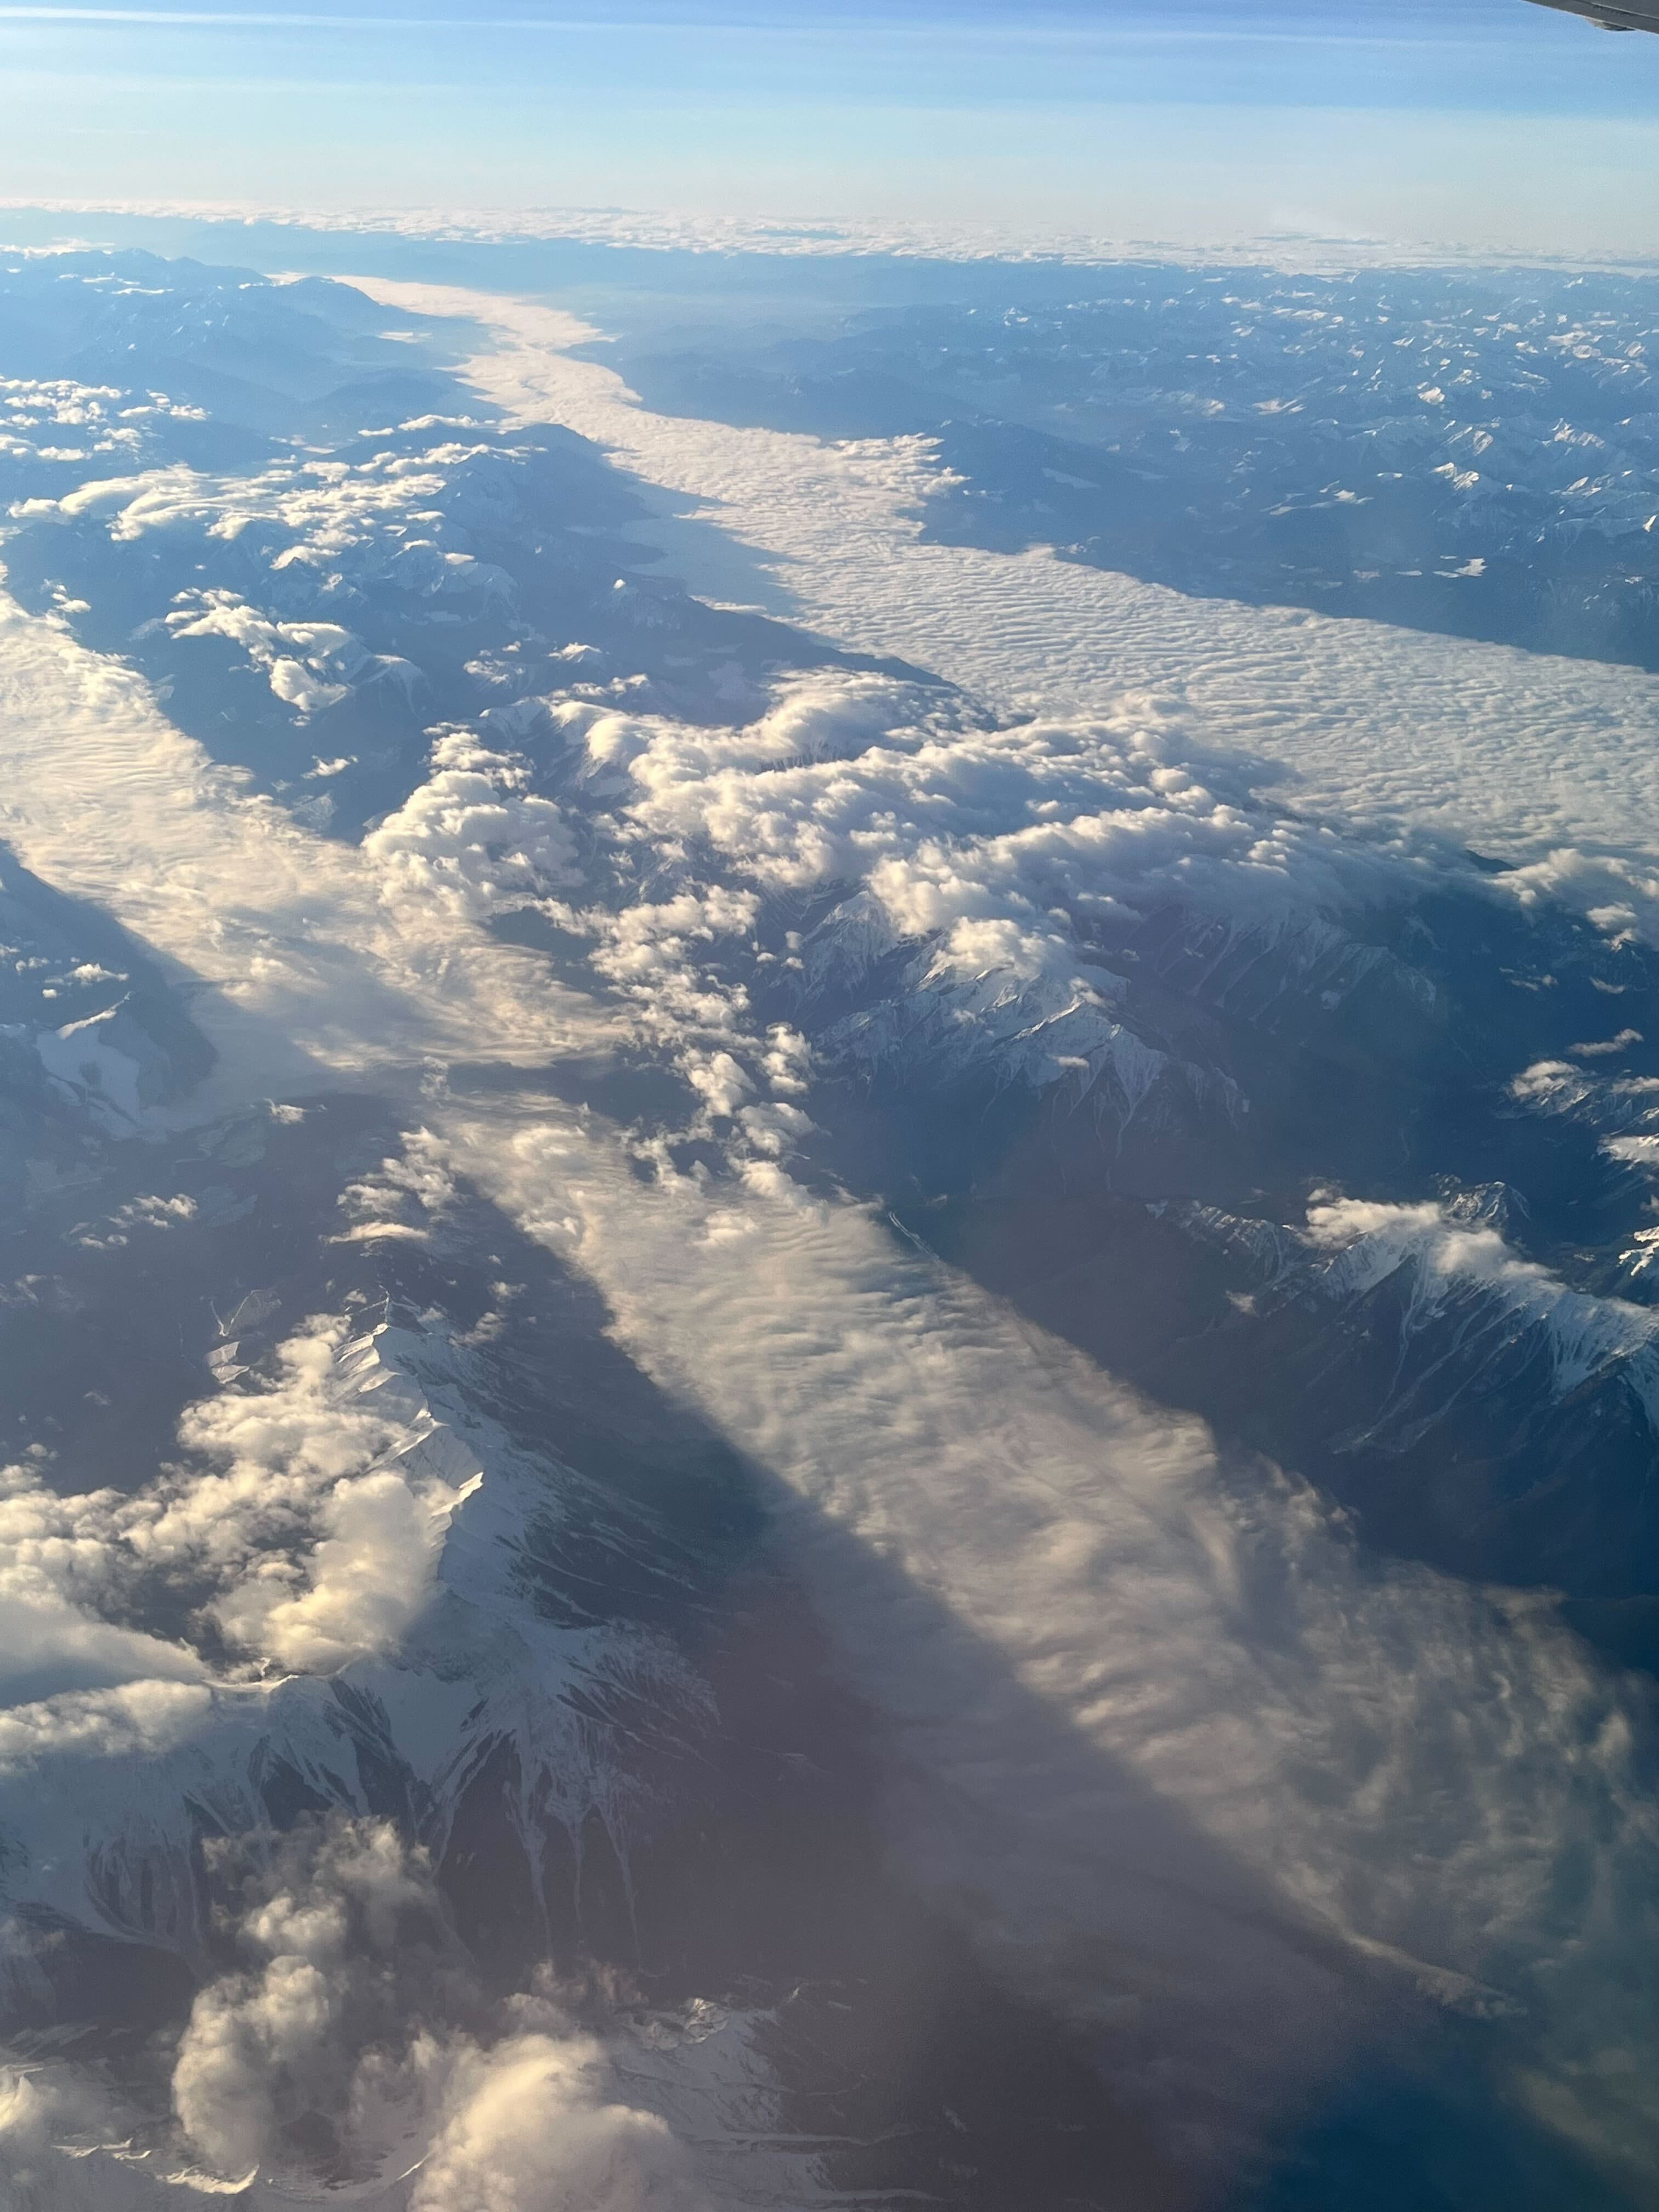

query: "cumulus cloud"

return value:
[26, 441, 516, 617]
[1571, 1026, 1645, 1058]
[170, 1814, 709, 2208]
[0, 1455, 207, 1717]
[364, 730, 579, 922]
[206, 1459, 447, 1676]
[159, 1315, 478, 1673]
[581, 673, 1314, 916]
[0, 1309, 477, 1690]
[334, 1124, 461, 1243]
[1497, 848, 1659, 949]
[172, 1815, 444, 2181]
[1509, 1057, 1659, 1195]
[543, 668, 1421, 1154]
[19, 343, 1608, 2162]
[411, 2027, 708, 2212]
[0, 1679, 212, 1770]
[69, 1189, 195, 1250]
[0, 375, 204, 506]
[0, 582, 600, 1088]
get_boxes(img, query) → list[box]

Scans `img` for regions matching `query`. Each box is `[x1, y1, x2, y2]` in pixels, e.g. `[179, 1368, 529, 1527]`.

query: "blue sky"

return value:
[2, 1, 1658, 255]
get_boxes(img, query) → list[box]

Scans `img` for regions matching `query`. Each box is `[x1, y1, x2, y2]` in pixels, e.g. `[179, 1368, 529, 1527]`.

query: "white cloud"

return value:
[1509, 1057, 1659, 1197]
[0, 1678, 212, 1770]
[363, 730, 579, 923]
[549, 668, 1429, 1146]
[1571, 1027, 1645, 1059]
[411, 2027, 709, 2212]
[353, 280, 1659, 940]
[28, 442, 515, 613]
[172, 1815, 437, 2181]
[0, 1458, 207, 1716]
[69, 1191, 196, 1249]
[1498, 848, 1659, 947]
[170, 1815, 712, 2207]
[206, 1461, 448, 1677]
[0, 578, 605, 1096]
[14, 195, 1639, 275]
[0, 1311, 478, 1686]
[450, 1111, 1659, 2175]
[0, 375, 202, 491]
[158, 1315, 479, 1673]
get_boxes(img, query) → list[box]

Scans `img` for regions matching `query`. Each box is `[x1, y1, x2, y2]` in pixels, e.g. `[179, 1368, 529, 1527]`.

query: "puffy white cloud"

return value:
[364, 731, 579, 922]
[172, 1816, 439, 2181]
[207, 1463, 444, 1677]
[69, 1190, 195, 1250]
[0, 1311, 477, 1686]
[168, 1816, 710, 2207]
[0, 1679, 212, 1770]
[157, 1316, 479, 1673]
[334, 1124, 461, 1244]
[1509, 1057, 1659, 1198]
[588, 675, 1326, 921]
[26, 442, 515, 612]
[1498, 848, 1659, 948]
[411, 2028, 708, 2212]
[550, 669, 1413, 1147]
[0, 581, 600, 1088]
[6, 268, 1659, 2200]
[0, 1456, 206, 1717]
[1571, 1027, 1645, 1059]
[0, 376, 204, 496]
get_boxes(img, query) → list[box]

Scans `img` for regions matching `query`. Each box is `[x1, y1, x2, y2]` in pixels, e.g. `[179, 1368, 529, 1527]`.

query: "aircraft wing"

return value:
[1529, 0, 1659, 28]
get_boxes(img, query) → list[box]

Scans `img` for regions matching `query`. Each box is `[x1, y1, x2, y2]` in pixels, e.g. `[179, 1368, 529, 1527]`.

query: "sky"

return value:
[3, 0, 1659, 262]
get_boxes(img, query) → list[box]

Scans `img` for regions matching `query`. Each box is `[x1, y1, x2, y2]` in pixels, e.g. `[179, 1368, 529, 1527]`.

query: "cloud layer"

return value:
[357, 280, 1659, 946]
[449, 1107, 1659, 2177]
